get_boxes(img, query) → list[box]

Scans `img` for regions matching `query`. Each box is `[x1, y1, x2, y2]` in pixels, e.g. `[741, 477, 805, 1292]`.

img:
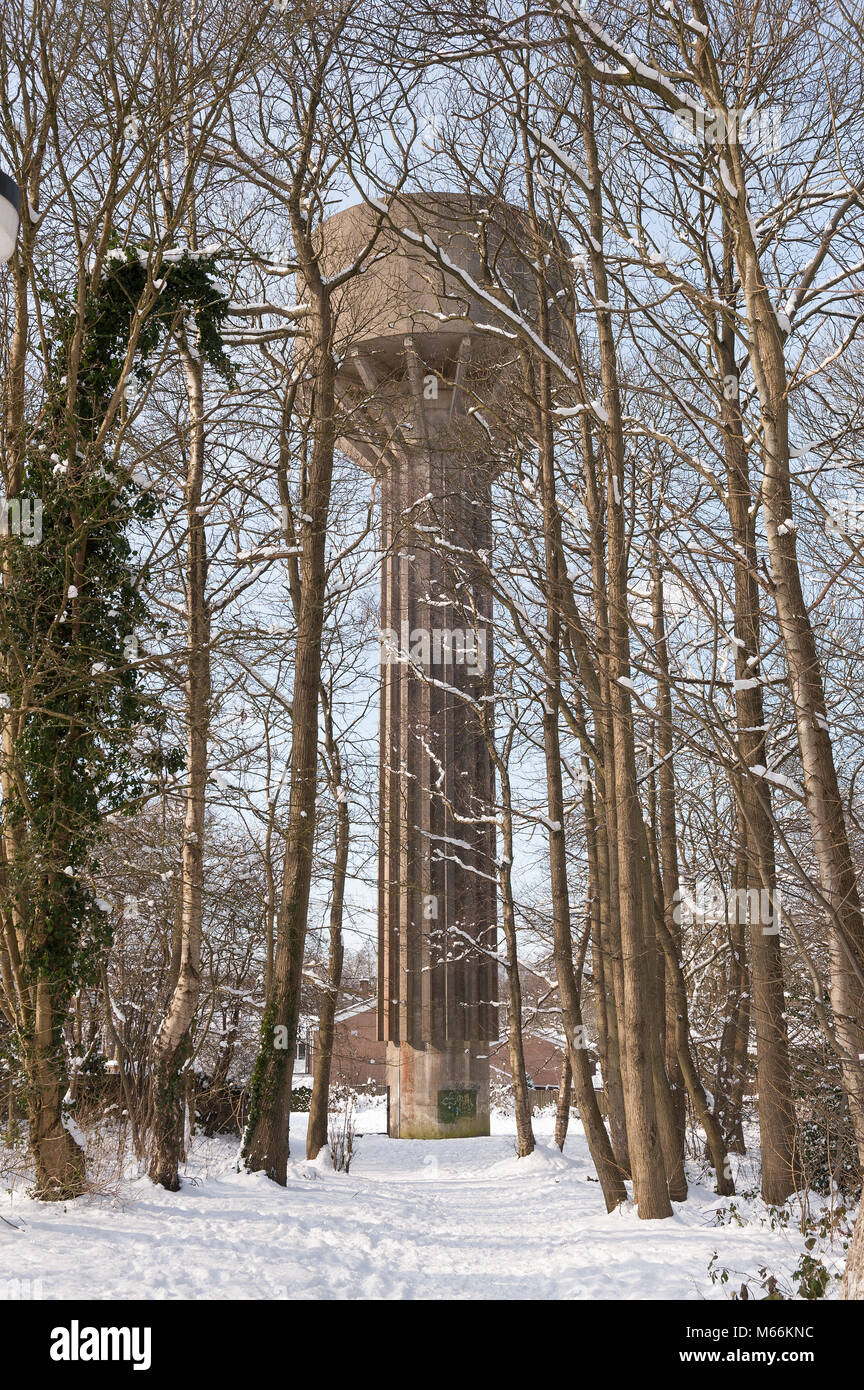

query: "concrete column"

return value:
[376, 391, 497, 1136]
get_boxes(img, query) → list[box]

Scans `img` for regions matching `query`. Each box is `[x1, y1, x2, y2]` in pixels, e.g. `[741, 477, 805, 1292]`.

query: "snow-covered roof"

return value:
[334, 997, 378, 1024]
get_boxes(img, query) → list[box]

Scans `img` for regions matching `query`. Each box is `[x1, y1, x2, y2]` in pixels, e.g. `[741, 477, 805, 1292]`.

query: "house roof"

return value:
[333, 997, 378, 1024]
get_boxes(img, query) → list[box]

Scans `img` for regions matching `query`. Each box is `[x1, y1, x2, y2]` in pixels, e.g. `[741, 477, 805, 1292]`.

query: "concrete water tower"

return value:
[321, 194, 535, 1137]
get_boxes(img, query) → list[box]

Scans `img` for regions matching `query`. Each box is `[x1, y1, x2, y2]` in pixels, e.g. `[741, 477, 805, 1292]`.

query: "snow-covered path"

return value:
[0, 1107, 846, 1300]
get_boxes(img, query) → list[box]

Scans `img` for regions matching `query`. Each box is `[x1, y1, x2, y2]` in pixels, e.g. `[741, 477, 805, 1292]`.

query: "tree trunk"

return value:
[242, 243, 336, 1184]
[554, 1052, 572, 1151]
[586, 771, 630, 1174]
[714, 843, 751, 1155]
[307, 689, 349, 1161]
[580, 70, 671, 1217]
[724, 181, 864, 1176]
[581, 428, 631, 1180]
[201, 1006, 240, 1140]
[25, 979, 85, 1199]
[0, 174, 84, 1199]
[489, 732, 535, 1158]
[651, 545, 687, 1156]
[714, 275, 795, 1202]
[148, 346, 209, 1191]
[536, 375, 626, 1211]
[844, 1204, 864, 1300]
[655, 915, 734, 1196]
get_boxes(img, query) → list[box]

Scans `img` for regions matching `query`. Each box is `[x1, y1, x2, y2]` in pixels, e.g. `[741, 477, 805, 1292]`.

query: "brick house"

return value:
[488, 1029, 567, 1095]
[309, 986, 581, 1099]
[316, 993, 389, 1091]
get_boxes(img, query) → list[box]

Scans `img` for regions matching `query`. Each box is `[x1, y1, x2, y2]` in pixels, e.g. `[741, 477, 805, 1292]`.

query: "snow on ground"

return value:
[0, 1104, 850, 1300]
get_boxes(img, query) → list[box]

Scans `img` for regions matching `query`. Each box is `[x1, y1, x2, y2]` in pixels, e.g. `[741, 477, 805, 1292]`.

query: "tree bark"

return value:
[488, 727, 535, 1159]
[535, 354, 626, 1211]
[148, 345, 209, 1190]
[714, 836, 751, 1154]
[655, 915, 734, 1196]
[719, 175, 864, 1194]
[580, 70, 672, 1217]
[713, 266, 795, 1202]
[242, 223, 337, 1184]
[24, 980, 85, 1199]
[650, 544, 687, 1155]
[307, 689, 349, 1161]
[554, 1052, 572, 1151]
[844, 1205, 864, 1300]
[580, 424, 631, 1178]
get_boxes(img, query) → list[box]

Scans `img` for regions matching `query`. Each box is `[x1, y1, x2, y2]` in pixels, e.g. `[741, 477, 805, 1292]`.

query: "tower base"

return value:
[386, 1041, 491, 1139]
